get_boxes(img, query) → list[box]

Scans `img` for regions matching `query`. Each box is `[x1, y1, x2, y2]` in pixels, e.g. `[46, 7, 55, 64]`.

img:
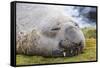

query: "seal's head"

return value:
[58, 22, 85, 56]
[41, 19, 85, 57]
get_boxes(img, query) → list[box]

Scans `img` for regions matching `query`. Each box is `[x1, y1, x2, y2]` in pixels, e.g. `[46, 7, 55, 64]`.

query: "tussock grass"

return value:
[16, 39, 97, 65]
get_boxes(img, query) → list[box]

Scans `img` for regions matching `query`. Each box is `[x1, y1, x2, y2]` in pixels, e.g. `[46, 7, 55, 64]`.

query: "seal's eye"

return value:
[74, 23, 79, 28]
[51, 27, 61, 31]
[75, 23, 78, 26]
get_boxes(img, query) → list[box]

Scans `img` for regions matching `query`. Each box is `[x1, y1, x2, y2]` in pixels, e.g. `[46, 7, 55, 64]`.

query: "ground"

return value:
[16, 38, 97, 65]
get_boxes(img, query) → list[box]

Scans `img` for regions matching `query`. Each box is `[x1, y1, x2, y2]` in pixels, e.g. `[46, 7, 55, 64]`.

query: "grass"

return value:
[16, 38, 97, 65]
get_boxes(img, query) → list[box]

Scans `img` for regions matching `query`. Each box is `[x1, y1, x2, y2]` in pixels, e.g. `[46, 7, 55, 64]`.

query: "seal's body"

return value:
[16, 4, 85, 57]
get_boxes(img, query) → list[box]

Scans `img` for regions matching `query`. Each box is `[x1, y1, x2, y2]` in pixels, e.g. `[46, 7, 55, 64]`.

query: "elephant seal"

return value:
[16, 22, 85, 57]
[16, 4, 85, 57]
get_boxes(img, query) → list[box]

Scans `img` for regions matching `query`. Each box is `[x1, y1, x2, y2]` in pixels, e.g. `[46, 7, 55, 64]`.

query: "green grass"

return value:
[16, 39, 97, 65]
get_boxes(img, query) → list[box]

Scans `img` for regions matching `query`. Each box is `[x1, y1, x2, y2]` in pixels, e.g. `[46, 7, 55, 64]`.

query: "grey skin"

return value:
[16, 4, 85, 57]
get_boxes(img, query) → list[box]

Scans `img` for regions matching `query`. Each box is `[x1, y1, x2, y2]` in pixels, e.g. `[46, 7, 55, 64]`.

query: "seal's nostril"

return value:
[79, 40, 82, 46]
[59, 40, 64, 48]
[79, 41, 84, 53]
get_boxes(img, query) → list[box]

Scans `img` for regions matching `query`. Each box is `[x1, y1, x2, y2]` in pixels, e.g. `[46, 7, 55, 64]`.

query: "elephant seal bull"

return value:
[16, 4, 85, 57]
[16, 22, 85, 57]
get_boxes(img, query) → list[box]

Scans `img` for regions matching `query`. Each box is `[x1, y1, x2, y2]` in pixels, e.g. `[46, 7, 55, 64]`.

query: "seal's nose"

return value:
[59, 40, 84, 57]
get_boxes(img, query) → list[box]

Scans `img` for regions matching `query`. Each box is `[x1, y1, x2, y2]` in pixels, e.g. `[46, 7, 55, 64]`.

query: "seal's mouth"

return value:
[59, 39, 84, 57]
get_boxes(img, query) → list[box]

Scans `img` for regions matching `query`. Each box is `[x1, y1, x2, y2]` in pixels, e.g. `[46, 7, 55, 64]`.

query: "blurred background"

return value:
[64, 6, 97, 28]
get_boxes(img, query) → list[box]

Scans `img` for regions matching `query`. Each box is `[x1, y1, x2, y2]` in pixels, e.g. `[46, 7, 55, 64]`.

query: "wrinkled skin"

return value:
[16, 4, 85, 57]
